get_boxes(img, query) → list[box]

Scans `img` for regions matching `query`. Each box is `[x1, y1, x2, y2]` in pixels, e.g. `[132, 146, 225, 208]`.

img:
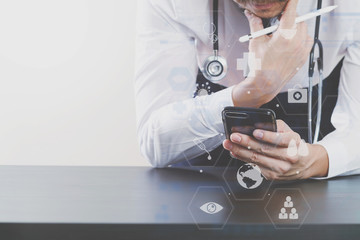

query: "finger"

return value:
[281, 169, 303, 178]
[279, 0, 299, 30]
[223, 139, 233, 151]
[276, 119, 292, 132]
[244, 10, 266, 42]
[260, 169, 303, 181]
[230, 146, 292, 175]
[231, 132, 303, 164]
[230, 132, 278, 156]
[253, 129, 301, 148]
[258, 165, 304, 181]
[277, 170, 305, 180]
[257, 166, 280, 181]
[230, 133, 263, 151]
[291, 20, 305, 42]
[258, 165, 306, 181]
[298, 37, 313, 67]
[226, 133, 300, 164]
[277, 13, 301, 41]
[303, 35, 314, 54]
[297, 21, 310, 44]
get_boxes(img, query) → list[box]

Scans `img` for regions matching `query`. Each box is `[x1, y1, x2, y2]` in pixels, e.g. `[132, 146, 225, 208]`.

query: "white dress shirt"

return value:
[134, 0, 360, 178]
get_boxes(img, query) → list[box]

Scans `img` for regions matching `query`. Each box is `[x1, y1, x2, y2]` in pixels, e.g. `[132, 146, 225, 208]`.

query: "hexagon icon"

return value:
[274, 90, 309, 119]
[183, 97, 230, 167]
[188, 186, 234, 230]
[223, 158, 273, 201]
[265, 188, 310, 229]
[184, 136, 224, 167]
[192, 9, 236, 59]
[167, 67, 196, 93]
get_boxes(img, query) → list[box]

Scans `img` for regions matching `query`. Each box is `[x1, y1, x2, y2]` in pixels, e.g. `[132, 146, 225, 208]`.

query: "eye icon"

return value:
[200, 202, 223, 214]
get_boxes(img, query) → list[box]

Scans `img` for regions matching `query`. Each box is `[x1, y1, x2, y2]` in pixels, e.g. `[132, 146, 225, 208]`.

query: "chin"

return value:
[252, 9, 283, 19]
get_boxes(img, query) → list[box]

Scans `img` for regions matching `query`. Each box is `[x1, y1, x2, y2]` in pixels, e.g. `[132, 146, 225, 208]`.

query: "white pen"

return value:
[239, 5, 338, 43]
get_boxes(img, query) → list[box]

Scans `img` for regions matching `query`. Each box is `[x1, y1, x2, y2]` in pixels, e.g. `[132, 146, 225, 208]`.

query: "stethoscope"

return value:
[203, 0, 324, 144]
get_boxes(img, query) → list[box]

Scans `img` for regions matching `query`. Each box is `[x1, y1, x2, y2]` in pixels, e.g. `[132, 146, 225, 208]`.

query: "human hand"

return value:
[232, 0, 314, 107]
[222, 120, 329, 180]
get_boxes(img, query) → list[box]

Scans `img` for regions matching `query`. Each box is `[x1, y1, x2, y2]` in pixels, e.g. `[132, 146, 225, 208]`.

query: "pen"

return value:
[239, 5, 338, 43]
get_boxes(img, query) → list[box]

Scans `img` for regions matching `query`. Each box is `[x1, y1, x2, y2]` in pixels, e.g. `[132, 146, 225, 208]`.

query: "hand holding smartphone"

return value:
[222, 107, 277, 140]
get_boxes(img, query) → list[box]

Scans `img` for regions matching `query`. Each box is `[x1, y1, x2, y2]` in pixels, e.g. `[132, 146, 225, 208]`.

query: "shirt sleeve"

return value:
[134, 0, 234, 167]
[316, 24, 360, 178]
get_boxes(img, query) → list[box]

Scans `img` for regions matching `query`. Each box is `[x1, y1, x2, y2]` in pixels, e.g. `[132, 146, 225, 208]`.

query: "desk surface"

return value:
[0, 166, 360, 240]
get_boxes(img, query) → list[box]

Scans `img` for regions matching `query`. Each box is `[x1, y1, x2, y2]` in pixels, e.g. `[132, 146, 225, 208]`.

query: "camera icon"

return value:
[288, 88, 308, 104]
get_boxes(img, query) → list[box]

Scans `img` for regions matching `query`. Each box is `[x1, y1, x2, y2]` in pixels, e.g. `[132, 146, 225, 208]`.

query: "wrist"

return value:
[306, 144, 329, 178]
[231, 77, 273, 108]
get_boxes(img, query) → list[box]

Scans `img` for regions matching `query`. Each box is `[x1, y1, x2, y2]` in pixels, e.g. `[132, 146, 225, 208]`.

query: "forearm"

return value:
[232, 78, 264, 108]
[231, 75, 289, 108]
[138, 87, 234, 167]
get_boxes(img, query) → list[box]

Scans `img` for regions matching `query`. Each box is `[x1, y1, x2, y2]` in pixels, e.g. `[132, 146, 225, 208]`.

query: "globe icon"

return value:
[236, 163, 264, 189]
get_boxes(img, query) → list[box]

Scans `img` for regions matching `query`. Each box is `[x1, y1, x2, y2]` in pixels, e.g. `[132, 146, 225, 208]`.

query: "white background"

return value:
[0, 0, 149, 166]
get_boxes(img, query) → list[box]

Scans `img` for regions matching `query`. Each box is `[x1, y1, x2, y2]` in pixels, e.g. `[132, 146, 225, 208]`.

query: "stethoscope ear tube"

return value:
[313, 39, 324, 144]
[308, 0, 323, 144]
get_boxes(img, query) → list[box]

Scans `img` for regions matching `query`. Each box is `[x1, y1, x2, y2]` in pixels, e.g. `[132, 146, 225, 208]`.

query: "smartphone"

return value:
[222, 107, 277, 140]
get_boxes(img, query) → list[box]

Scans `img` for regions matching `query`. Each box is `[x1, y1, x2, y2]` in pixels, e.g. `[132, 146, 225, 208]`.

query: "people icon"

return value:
[278, 195, 299, 220]
[284, 196, 293, 208]
[278, 208, 288, 219]
[289, 208, 299, 220]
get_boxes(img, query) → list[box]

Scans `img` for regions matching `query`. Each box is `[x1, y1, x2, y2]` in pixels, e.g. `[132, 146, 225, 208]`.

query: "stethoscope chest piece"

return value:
[202, 0, 227, 82]
[202, 52, 228, 81]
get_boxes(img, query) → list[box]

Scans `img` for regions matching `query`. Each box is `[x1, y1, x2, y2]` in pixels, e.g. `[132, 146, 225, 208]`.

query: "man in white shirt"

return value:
[134, 0, 360, 180]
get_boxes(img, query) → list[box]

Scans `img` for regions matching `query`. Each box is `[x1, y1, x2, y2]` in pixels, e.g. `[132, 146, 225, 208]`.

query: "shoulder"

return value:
[138, 0, 210, 20]
[137, 0, 212, 40]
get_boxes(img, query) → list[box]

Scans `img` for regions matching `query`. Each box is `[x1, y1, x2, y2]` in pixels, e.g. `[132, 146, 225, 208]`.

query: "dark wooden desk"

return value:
[0, 166, 359, 240]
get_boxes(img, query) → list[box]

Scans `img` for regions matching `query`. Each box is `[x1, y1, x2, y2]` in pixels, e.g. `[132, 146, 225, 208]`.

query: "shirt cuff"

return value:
[314, 134, 350, 179]
[201, 85, 235, 134]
